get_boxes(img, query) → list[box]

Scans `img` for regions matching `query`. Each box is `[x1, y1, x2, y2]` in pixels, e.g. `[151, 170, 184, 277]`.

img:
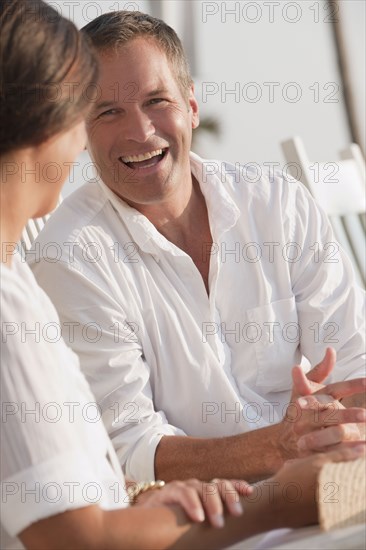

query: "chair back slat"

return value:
[281, 137, 365, 286]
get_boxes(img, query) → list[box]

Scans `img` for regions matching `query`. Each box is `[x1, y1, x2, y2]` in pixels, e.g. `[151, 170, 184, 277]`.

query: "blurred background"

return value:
[47, 0, 365, 197]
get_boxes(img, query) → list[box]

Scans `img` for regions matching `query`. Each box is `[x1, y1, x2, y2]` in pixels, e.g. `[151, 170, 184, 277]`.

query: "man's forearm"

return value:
[155, 379, 366, 482]
[155, 424, 285, 483]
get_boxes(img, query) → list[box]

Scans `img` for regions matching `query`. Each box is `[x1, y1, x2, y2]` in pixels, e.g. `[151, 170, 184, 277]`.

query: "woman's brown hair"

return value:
[0, 0, 98, 156]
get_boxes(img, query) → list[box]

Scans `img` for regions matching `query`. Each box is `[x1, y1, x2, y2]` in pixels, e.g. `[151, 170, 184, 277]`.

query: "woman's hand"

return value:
[134, 478, 253, 528]
[270, 443, 366, 528]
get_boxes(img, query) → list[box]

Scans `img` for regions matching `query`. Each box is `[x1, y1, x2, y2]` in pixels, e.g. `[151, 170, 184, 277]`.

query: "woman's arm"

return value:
[20, 446, 365, 550]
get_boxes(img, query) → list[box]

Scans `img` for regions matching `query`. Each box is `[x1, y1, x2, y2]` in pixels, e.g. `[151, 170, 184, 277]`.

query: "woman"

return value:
[1, 1, 364, 549]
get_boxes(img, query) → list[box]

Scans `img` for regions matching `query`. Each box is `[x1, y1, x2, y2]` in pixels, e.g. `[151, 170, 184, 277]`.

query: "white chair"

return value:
[20, 197, 62, 253]
[281, 137, 366, 287]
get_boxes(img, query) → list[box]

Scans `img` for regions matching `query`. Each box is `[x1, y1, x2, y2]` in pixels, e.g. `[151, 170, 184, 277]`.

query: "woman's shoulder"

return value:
[1, 254, 42, 318]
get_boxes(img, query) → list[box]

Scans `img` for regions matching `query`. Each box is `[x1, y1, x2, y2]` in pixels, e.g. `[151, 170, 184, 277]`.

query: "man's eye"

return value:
[98, 109, 118, 118]
[148, 98, 166, 105]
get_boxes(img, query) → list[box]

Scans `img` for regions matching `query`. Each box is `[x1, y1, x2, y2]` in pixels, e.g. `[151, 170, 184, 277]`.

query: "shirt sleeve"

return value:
[286, 179, 365, 381]
[31, 259, 186, 481]
[0, 277, 102, 538]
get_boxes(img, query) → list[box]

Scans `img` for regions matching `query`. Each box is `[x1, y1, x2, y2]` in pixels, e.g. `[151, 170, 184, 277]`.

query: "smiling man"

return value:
[30, 11, 366, 483]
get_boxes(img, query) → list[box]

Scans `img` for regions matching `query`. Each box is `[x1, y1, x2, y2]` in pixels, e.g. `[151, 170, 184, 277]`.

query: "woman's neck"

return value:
[0, 199, 27, 267]
[0, 151, 35, 265]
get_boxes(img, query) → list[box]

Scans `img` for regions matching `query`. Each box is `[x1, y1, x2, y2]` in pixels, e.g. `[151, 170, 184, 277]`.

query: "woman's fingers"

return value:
[141, 478, 253, 528]
[185, 478, 253, 527]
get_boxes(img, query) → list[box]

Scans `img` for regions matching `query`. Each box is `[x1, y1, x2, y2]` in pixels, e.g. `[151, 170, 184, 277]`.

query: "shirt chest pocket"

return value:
[245, 296, 301, 392]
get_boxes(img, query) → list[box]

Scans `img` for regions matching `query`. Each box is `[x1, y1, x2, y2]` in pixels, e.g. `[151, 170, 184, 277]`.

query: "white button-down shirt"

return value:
[30, 152, 365, 481]
[1, 255, 127, 550]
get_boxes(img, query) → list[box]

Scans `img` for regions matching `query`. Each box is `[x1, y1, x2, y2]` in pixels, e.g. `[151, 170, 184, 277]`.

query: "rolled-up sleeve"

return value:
[1, 272, 122, 540]
[1, 450, 98, 538]
[31, 258, 185, 481]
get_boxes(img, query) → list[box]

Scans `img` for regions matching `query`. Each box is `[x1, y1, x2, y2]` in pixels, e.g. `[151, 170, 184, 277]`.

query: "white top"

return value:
[0, 255, 128, 550]
[29, 152, 366, 482]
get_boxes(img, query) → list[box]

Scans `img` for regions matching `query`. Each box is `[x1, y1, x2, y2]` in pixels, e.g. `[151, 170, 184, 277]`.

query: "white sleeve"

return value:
[288, 180, 365, 380]
[31, 259, 185, 481]
[0, 277, 101, 538]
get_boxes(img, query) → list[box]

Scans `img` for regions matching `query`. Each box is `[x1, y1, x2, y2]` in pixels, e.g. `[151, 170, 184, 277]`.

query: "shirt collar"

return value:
[96, 176, 163, 253]
[190, 152, 241, 240]
[96, 152, 241, 254]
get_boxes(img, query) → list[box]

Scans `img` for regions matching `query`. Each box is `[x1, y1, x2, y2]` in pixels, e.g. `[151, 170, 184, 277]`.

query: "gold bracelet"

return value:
[127, 480, 165, 504]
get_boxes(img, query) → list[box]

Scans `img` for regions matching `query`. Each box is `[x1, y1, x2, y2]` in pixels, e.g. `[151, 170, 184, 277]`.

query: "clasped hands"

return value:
[279, 347, 366, 459]
[135, 347, 365, 529]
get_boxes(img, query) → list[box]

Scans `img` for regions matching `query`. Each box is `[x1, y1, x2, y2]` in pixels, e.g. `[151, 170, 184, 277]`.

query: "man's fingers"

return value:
[299, 440, 366, 457]
[286, 442, 366, 466]
[296, 394, 366, 431]
[306, 347, 336, 384]
[298, 423, 363, 452]
[317, 406, 366, 426]
[296, 401, 366, 429]
[324, 442, 366, 458]
[298, 394, 341, 410]
[315, 377, 366, 401]
[292, 365, 313, 396]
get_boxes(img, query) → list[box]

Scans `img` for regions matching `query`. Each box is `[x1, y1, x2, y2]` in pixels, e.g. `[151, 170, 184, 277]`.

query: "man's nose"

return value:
[123, 109, 155, 143]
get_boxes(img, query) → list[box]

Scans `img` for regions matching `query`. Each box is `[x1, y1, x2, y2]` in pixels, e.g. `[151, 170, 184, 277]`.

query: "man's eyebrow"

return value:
[145, 88, 167, 97]
[94, 89, 167, 110]
[94, 100, 118, 111]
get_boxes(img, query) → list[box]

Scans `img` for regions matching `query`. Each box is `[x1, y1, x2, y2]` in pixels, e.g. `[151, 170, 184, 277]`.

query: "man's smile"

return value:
[119, 148, 168, 170]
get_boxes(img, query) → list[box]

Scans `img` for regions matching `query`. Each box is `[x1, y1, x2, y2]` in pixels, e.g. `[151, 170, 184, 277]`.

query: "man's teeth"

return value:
[121, 149, 163, 163]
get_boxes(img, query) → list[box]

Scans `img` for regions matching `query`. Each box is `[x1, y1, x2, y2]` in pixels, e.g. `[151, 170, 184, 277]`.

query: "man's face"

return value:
[86, 38, 199, 208]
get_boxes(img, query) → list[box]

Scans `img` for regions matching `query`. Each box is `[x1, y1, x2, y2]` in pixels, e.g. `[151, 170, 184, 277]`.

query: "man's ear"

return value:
[188, 84, 199, 129]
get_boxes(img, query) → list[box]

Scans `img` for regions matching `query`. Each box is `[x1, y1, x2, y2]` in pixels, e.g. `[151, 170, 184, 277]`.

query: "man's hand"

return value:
[278, 348, 366, 460]
[134, 478, 253, 528]
[294, 381, 366, 454]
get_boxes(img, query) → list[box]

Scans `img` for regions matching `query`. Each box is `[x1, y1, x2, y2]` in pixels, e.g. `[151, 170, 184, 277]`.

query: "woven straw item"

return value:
[318, 458, 366, 531]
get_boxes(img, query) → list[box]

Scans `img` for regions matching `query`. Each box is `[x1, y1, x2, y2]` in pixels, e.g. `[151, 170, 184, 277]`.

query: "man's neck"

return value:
[130, 172, 213, 293]
[143, 175, 213, 294]
[134, 174, 205, 248]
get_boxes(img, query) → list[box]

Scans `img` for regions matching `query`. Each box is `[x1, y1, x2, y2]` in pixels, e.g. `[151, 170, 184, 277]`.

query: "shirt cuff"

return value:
[123, 425, 186, 481]
[1, 449, 100, 537]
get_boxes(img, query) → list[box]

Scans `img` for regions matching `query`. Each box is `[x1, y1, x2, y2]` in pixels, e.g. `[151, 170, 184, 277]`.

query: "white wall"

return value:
[48, 0, 365, 195]
[191, 0, 354, 164]
[48, 0, 149, 26]
[339, 0, 366, 152]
